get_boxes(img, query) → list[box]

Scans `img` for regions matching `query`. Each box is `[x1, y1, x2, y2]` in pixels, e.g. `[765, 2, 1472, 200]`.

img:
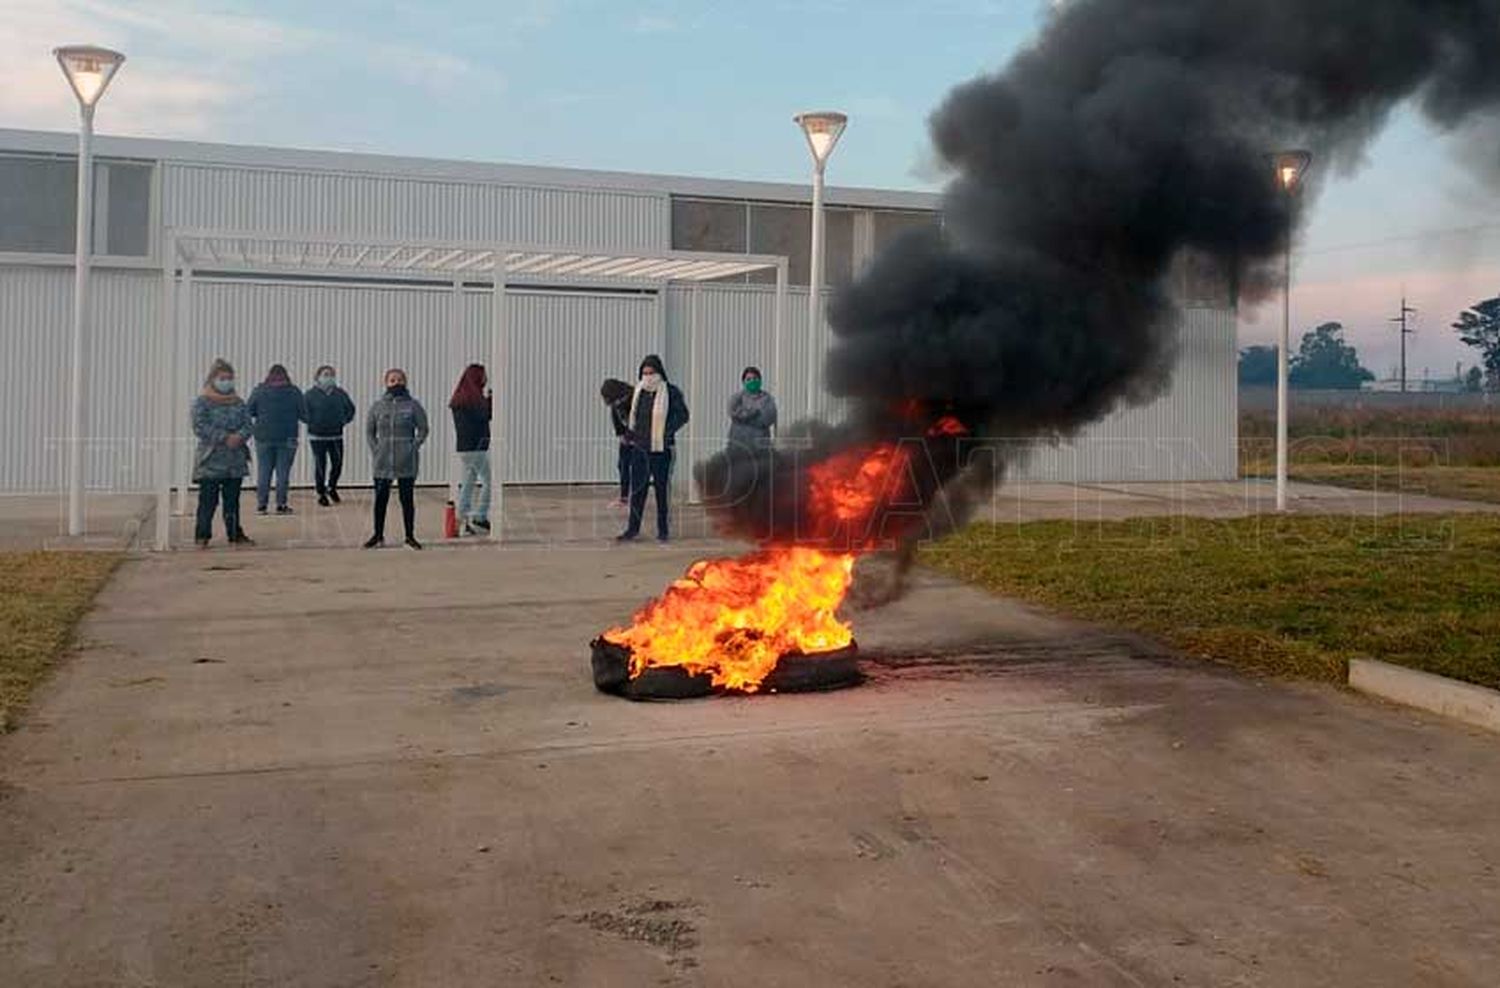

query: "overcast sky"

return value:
[6, 0, 1500, 382]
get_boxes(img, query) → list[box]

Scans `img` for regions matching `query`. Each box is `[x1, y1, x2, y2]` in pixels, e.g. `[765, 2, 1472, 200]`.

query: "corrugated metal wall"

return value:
[184, 279, 660, 488]
[0, 265, 160, 494]
[162, 163, 668, 251]
[1011, 307, 1239, 482]
[664, 284, 1238, 489]
[0, 267, 1236, 493]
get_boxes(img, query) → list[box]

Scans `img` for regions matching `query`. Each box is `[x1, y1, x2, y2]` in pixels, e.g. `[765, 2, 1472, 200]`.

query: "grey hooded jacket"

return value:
[366, 390, 430, 479]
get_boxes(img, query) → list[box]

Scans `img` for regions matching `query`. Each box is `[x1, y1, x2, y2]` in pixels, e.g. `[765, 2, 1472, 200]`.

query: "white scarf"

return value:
[629, 376, 669, 452]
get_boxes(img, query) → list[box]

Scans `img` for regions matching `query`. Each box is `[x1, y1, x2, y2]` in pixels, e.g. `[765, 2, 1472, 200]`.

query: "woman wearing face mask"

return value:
[727, 365, 777, 451]
[449, 363, 492, 535]
[191, 358, 255, 548]
[304, 364, 356, 507]
[364, 368, 430, 550]
[246, 363, 306, 515]
[618, 354, 689, 542]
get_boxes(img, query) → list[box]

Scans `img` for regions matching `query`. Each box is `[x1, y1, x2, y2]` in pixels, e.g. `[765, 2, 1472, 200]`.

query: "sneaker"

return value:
[404, 536, 423, 550]
[256, 506, 268, 515]
[615, 530, 639, 542]
[656, 534, 670, 543]
[363, 535, 383, 549]
[471, 518, 491, 531]
[195, 537, 210, 549]
[276, 505, 294, 515]
[317, 494, 330, 507]
[328, 489, 342, 504]
[229, 533, 256, 546]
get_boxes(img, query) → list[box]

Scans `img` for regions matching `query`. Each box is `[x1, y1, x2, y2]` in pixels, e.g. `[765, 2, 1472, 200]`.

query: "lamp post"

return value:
[1272, 149, 1311, 513]
[54, 44, 125, 537]
[794, 110, 847, 421]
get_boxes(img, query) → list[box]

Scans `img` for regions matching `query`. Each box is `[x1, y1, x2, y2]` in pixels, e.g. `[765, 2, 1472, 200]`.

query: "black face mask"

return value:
[386, 382, 408, 396]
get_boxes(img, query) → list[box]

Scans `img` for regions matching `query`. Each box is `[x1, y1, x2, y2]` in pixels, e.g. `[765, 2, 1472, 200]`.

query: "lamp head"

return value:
[794, 111, 848, 167]
[54, 45, 125, 108]
[1273, 149, 1312, 194]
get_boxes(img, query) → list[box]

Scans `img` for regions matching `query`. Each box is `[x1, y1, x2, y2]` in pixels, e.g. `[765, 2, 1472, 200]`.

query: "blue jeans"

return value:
[255, 438, 297, 509]
[457, 449, 490, 522]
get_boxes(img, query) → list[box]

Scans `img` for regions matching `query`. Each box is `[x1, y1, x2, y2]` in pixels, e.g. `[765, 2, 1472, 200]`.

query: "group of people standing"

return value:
[190, 351, 775, 550]
[601, 357, 777, 543]
[190, 361, 490, 550]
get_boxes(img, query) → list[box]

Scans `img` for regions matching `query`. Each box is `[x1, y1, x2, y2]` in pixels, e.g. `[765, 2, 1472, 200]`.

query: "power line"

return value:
[1297, 220, 1500, 257]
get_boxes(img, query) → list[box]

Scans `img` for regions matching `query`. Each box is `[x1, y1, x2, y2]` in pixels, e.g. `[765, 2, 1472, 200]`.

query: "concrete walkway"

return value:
[4, 476, 1496, 552]
[2, 542, 1498, 986]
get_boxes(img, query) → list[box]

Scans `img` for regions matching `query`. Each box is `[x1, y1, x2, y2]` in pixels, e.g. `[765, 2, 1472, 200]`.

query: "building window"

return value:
[0, 153, 154, 257]
[671, 195, 858, 287]
[872, 209, 940, 254]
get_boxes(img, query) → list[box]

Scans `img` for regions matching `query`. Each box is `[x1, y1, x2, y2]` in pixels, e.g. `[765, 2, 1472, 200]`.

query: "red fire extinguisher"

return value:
[443, 499, 459, 538]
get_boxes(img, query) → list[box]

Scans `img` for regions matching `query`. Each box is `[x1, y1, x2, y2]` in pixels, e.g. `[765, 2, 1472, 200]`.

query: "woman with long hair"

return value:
[449, 363, 492, 535]
[364, 368, 429, 549]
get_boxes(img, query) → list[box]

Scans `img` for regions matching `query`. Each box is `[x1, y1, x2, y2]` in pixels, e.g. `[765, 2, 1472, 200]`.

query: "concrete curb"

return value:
[1349, 659, 1500, 735]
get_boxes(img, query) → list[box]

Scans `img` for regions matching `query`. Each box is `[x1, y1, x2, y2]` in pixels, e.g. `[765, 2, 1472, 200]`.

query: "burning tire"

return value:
[590, 637, 861, 701]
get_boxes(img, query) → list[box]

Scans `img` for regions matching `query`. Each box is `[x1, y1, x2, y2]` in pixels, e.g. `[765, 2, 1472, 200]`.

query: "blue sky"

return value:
[7, 0, 1500, 378]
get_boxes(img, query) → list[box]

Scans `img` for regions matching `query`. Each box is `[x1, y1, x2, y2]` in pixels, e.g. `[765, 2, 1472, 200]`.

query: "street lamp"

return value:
[1272, 149, 1311, 513]
[54, 44, 125, 537]
[794, 110, 847, 421]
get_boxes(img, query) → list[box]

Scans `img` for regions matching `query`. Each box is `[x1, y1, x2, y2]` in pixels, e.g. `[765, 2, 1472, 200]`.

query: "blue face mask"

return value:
[317, 374, 336, 388]
[213, 378, 235, 394]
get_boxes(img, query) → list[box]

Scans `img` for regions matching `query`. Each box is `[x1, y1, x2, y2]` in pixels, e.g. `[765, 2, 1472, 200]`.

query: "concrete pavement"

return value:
[3, 476, 1495, 552]
[2, 541, 1498, 986]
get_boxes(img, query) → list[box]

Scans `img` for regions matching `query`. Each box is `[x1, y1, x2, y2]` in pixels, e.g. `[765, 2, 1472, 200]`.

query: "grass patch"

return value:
[922, 514, 1500, 689]
[0, 552, 121, 731]
[1267, 463, 1500, 505]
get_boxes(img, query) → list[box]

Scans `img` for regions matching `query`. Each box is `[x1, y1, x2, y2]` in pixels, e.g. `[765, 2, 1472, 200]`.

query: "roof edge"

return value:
[0, 127, 942, 212]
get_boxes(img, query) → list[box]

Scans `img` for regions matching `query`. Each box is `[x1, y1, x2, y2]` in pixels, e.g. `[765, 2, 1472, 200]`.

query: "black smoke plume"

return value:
[697, 0, 1500, 562]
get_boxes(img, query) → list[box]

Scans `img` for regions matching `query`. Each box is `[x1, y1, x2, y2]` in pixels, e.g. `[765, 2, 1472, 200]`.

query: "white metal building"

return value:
[0, 127, 1238, 505]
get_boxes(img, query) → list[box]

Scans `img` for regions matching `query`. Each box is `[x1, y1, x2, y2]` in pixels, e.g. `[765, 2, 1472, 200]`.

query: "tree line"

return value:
[1238, 295, 1500, 391]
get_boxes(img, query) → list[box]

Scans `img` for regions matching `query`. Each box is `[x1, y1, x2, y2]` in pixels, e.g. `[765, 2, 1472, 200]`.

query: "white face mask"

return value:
[317, 374, 335, 388]
[640, 371, 661, 389]
[213, 377, 235, 394]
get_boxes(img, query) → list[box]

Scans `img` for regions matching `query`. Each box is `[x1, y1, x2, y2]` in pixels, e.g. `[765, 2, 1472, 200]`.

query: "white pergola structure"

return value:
[155, 230, 790, 550]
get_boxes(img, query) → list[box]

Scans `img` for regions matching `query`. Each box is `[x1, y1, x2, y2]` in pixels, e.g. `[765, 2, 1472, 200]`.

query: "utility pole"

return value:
[1390, 295, 1417, 394]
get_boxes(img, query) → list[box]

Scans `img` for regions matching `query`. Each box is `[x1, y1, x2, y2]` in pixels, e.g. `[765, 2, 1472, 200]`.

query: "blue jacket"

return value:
[246, 382, 305, 444]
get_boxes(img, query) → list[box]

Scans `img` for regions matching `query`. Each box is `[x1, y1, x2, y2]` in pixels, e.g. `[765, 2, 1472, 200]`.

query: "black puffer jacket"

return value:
[304, 385, 356, 438]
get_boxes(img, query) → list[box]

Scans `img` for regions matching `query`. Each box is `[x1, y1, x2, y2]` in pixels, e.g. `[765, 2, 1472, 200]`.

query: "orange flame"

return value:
[604, 546, 854, 692]
[607, 421, 967, 692]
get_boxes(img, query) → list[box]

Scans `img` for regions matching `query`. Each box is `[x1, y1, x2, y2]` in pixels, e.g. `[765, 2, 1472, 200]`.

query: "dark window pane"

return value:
[0, 154, 154, 256]
[0, 155, 77, 253]
[746, 203, 854, 286]
[671, 198, 747, 253]
[748, 202, 809, 284]
[105, 162, 152, 256]
[872, 209, 939, 254]
[824, 208, 854, 287]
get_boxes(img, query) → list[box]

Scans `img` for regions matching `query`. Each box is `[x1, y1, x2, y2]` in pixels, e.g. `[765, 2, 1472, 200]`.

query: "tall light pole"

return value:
[794, 110, 847, 421]
[1272, 149, 1311, 513]
[54, 44, 125, 537]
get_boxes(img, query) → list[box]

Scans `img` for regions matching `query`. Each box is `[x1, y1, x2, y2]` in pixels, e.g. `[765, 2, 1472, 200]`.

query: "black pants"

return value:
[311, 437, 344, 496]
[616, 442, 632, 500]
[372, 477, 416, 539]
[625, 448, 672, 538]
[195, 477, 244, 541]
